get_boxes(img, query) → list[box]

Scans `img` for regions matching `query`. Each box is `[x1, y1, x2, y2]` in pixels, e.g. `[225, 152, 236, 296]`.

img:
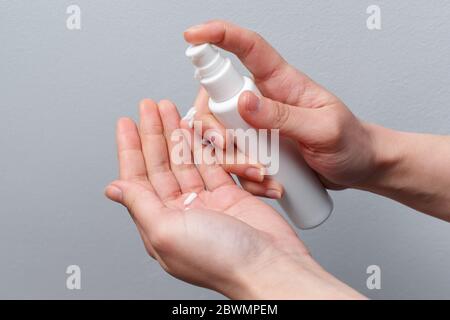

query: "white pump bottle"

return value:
[186, 43, 333, 229]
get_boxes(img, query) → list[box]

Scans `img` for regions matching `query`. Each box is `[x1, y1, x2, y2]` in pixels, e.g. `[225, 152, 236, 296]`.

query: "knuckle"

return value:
[243, 31, 262, 58]
[139, 122, 163, 136]
[273, 102, 290, 130]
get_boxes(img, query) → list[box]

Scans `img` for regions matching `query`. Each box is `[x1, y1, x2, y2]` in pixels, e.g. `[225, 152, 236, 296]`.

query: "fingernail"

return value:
[244, 167, 265, 182]
[105, 185, 123, 202]
[260, 167, 266, 176]
[185, 24, 204, 33]
[265, 189, 282, 199]
[245, 92, 260, 113]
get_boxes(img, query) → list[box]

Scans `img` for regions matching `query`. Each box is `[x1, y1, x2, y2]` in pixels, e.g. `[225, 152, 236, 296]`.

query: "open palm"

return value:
[105, 99, 307, 296]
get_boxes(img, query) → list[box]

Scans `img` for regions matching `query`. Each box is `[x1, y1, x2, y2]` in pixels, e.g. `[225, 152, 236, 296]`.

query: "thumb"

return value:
[105, 180, 164, 225]
[238, 91, 318, 142]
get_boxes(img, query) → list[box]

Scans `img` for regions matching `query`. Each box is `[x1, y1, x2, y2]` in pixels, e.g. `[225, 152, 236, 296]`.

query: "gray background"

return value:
[1, 0, 449, 299]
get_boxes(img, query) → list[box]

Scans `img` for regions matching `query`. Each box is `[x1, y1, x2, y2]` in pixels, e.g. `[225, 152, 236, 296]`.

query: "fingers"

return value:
[196, 148, 236, 191]
[184, 20, 287, 83]
[139, 99, 182, 202]
[116, 118, 149, 183]
[180, 120, 235, 191]
[191, 87, 227, 149]
[158, 99, 205, 193]
[194, 112, 227, 149]
[191, 87, 266, 182]
[239, 177, 284, 199]
[237, 91, 320, 144]
[218, 148, 265, 183]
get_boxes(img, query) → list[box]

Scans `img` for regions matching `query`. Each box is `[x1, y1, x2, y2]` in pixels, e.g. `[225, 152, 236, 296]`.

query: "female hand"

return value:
[104, 99, 363, 299]
[184, 20, 378, 196]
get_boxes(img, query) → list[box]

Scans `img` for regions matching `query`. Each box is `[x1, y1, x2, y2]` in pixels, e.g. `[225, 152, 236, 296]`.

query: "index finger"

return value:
[184, 20, 287, 82]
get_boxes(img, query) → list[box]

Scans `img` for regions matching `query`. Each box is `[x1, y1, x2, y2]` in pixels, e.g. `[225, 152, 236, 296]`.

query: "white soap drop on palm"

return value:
[183, 192, 198, 207]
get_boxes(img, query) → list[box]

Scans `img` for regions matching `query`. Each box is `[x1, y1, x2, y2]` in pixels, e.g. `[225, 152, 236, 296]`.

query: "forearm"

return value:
[357, 123, 450, 221]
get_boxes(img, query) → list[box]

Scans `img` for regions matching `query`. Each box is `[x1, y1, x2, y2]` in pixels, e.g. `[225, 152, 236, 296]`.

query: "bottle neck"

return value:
[197, 57, 245, 103]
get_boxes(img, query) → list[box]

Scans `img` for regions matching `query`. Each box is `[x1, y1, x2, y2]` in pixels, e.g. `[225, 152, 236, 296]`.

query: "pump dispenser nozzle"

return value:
[185, 43, 220, 74]
[186, 44, 244, 103]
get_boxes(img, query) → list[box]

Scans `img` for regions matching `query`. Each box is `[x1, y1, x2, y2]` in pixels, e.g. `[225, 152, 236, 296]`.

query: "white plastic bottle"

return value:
[185, 43, 333, 229]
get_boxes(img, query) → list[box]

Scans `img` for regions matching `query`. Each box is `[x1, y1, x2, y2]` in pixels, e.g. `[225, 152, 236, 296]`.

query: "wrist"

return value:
[354, 124, 450, 216]
[236, 253, 314, 299]
[226, 248, 365, 300]
[354, 122, 405, 193]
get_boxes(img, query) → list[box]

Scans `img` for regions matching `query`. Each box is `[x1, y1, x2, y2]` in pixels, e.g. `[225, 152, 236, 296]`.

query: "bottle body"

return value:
[209, 76, 333, 229]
